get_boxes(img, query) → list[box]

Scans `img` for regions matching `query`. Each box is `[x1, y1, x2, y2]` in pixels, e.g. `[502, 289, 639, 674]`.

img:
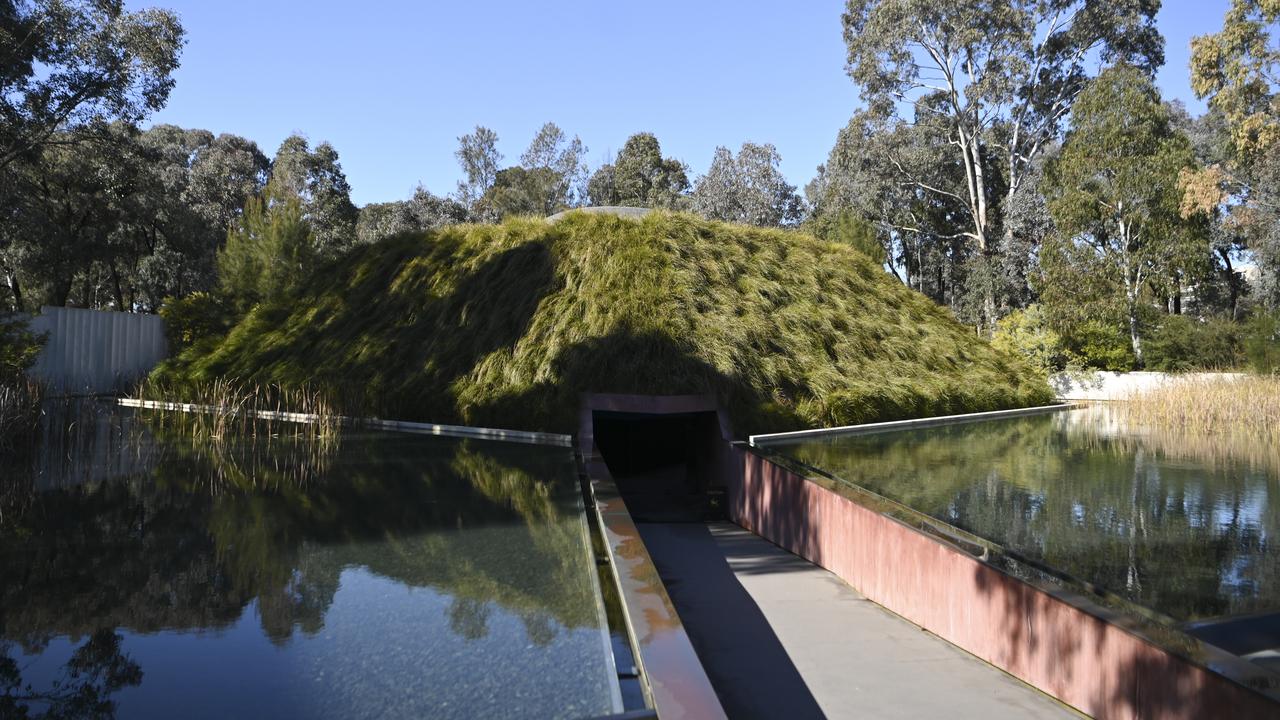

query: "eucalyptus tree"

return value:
[479, 166, 564, 219]
[2, 124, 141, 309]
[1192, 0, 1280, 164]
[808, 109, 972, 303]
[454, 126, 502, 218]
[1188, 0, 1280, 305]
[1041, 65, 1201, 366]
[0, 0, 184, 170]
[692, 142, 803, 227]
[841, 0, 1163, 330]
[125, 126, 268, 307]
[357, 187, 469, 243]
[520, 122, 587, 211]
[270, 136, 358, 253]
[587, 133, 689, 209]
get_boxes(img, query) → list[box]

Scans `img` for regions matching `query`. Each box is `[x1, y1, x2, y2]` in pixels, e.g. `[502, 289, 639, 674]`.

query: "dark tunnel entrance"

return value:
[592, 410, 725, 522]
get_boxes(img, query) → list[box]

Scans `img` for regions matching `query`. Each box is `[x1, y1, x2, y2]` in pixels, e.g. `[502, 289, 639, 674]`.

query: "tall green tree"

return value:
[842, 0, 1163, 331]
[356, 187, 469, 244]
[1, 124, 266, 312]
[1188, 0, 1280, 305]
[587, 133, 688, 209]
[1191, 0, 1280, 164]
[1042, 64, 1202, 366]
[808, 109, 969, 300]
[454, 126, 502, 218]
[519, 122, 587, 211]
[0, 0, 184, 170]
[692, 142, 803, 227]
[217, 183, 314, 312]
[270, 136, 357, 253]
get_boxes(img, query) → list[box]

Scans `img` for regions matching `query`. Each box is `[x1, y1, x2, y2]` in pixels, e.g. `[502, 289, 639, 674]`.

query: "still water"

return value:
[0, 406, 621, 719]
[759, 405, 1280, 623]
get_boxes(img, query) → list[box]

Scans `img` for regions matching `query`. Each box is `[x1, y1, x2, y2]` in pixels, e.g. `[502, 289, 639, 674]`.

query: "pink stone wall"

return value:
[728, 449, 1280, 719]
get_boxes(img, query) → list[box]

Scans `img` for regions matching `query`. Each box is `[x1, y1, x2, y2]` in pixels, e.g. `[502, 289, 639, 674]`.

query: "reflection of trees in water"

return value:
[0, 631, 141, 720]
[1, 424, 598, 715]
[786, 410, 1280, 620]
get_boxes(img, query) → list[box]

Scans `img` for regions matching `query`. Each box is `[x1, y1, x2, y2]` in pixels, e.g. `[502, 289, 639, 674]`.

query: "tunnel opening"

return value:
[592, 409, 725, 522]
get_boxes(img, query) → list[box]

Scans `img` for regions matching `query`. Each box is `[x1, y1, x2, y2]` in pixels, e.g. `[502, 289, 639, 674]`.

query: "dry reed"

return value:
[0, 378, 45, 452]
[1118, 375, 1280, 438]
[133, 377, 345, 446]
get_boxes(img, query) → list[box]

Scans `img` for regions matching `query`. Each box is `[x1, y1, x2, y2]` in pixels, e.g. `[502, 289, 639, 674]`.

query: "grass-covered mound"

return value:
[155, 211, 1053, 435]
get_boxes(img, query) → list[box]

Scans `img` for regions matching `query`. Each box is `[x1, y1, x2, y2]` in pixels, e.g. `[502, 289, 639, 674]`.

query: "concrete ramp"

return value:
[638, 522, 1077, 719]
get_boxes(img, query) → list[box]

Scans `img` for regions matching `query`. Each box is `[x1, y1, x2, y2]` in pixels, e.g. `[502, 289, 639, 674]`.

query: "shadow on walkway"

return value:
[636, 522, 826, 720]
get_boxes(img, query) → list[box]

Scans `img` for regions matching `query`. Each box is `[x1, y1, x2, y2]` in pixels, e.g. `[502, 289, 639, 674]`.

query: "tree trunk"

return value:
[4, 267, 22, 312]
[110, 263, 126, 312]
[1219, 248, 1240, 320]
[1128, 298, 1144, 368]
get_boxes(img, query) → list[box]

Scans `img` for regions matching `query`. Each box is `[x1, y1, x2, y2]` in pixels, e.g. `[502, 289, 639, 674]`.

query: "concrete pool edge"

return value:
[116, 397, 573, 446]
[728, 444, 1280, 719]
[748, 402, 1075, 445]
[578, 393, 729, 720]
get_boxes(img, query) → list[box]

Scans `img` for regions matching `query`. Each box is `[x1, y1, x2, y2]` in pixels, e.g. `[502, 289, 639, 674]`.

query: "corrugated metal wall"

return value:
[27, 306, 168, 393]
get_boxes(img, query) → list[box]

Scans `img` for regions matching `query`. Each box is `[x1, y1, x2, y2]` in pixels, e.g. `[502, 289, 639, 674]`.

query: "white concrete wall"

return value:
[27, 306, 167, 393]
[1049, 370, 1248, 401]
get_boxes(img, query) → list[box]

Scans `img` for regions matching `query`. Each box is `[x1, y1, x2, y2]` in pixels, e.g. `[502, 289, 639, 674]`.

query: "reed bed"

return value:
[133, 377, 345, 446]
[1119, 375, 1280, 438]
[0, 378, 45, 452]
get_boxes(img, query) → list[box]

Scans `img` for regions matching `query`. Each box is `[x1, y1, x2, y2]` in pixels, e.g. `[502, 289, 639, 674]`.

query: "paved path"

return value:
[637, 521, 1081, 720]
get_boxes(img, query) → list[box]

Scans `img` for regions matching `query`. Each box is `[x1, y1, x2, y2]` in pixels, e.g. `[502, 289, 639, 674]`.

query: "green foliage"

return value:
[814, 212, 886, 267]
[158, 292, 234, 354]
[1191, 0, 1280, 162]
[479, 166, 564, 219]
[587, 133, 689, 209]
[216, 187, 316, 312]
[1144, 315, 1245, 371]
[1245, 310, 1280, 373]
[691, 143, 803, 227]
[0, 312, 44, 381]
[1044, 64, 1204, 365]
[156, 212, 1053, 435]
[841, 0, 1163, 330]
[990, 305, 1067, 374]
[0, 0, 185, 170]
[1066, 321, 1137, 372]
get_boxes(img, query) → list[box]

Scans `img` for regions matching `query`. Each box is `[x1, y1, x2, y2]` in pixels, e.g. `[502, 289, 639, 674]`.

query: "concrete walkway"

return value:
[637, 521, 1080, 720]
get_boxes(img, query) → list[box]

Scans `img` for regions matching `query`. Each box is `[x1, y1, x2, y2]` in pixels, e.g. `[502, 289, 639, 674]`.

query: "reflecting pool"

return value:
[0, 405, 621, 719]
[758, 405, 1280, 623]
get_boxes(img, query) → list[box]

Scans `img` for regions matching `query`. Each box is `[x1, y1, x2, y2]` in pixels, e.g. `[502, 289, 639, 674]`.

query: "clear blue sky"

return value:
[132, 0, 1230, 207]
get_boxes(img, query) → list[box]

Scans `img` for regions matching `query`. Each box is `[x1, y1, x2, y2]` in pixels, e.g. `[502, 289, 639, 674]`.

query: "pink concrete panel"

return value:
[729, 449, 1280, 719]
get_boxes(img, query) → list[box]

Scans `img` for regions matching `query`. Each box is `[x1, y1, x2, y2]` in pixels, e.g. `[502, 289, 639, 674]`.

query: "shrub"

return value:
[1144, 315, 1244, 372]
[1245, 311, 1280, 374]
[1060, 319, 1135, 371]
[0, 312, 45, 381]
[159, 292, 234, 353]
[991, 305, 1067, 374]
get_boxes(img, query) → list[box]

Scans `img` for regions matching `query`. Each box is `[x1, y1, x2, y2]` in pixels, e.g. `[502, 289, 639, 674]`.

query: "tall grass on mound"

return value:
[135, 378, 343, 446]
[1119, 375, 1279, 441]
[155, 212, 1053, 435]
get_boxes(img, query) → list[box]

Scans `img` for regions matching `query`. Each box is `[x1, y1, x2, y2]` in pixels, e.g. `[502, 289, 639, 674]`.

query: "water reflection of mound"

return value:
[0, 432, 596, 652]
